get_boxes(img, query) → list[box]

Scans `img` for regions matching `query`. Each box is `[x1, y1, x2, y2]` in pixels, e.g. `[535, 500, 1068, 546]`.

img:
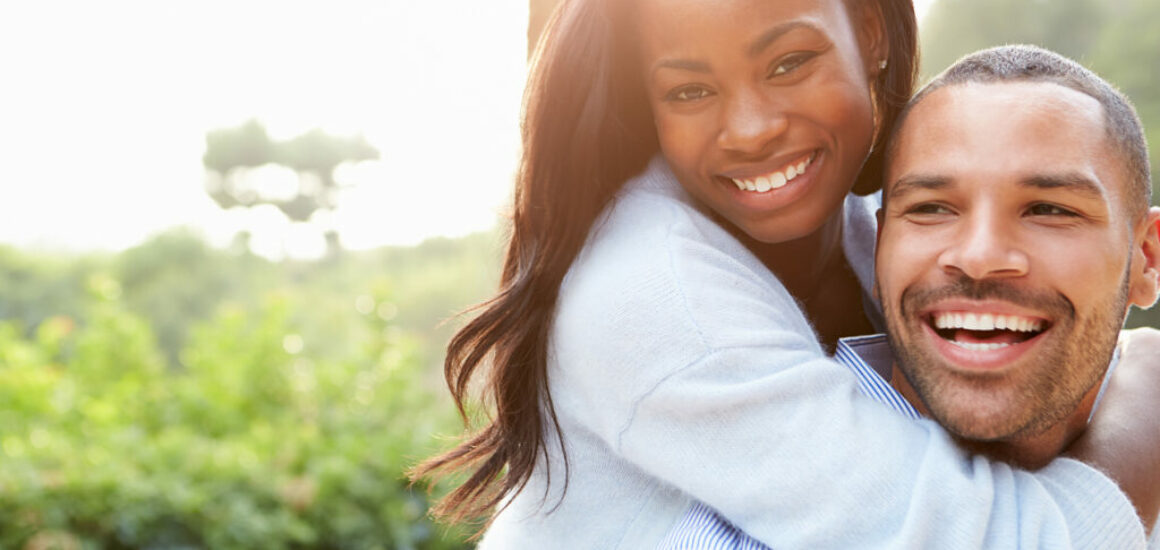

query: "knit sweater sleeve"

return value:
[550, 174, 1145, 548]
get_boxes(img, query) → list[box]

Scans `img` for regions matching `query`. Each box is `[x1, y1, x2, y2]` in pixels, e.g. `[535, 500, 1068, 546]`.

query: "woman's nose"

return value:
[716, 90, 788, 155]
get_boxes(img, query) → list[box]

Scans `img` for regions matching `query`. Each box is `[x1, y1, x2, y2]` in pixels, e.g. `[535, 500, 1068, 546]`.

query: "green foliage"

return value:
[0, 245, 104, 336]
[362, 232, 504, 361]
[114, 229, 278, 367]
[0, 237, 483, 548]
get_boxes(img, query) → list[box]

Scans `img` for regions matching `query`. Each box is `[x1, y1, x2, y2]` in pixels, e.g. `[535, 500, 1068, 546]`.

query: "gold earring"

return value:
[878, 59, 888, 71]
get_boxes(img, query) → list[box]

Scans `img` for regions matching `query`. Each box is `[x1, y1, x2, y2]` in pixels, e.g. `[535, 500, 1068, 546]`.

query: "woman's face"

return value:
[636, 0, 884, 243]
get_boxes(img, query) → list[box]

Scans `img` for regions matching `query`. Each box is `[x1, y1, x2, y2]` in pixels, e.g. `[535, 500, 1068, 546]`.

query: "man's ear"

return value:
[1127, 207, 1160, 309]
[875, 207, 884, 244]
[873, 207, 884, 303]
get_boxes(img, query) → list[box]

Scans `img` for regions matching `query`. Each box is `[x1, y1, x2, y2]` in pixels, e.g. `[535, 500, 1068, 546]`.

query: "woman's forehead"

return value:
[633, 0, 853, 52]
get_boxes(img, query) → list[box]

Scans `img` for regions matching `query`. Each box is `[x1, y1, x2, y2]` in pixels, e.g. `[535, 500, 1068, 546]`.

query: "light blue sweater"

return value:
[479, 157, 1146, 549]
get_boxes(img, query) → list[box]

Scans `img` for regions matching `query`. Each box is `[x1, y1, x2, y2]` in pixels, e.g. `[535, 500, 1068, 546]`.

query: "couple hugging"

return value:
[414, 0, 1160, 547]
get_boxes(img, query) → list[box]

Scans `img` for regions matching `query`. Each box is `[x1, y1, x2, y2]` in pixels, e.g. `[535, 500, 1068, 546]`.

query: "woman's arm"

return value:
[1066, 327, 1160, 534]
[557, 186, 1148, 548]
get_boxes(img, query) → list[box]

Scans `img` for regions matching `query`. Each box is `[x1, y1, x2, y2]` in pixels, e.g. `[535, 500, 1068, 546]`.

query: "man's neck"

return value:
[889, 365, 1100, 470]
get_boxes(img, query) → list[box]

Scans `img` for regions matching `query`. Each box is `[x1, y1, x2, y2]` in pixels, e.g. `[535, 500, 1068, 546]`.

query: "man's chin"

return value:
[898, 356, 1041, 439]
[926, 398, 1028, 442]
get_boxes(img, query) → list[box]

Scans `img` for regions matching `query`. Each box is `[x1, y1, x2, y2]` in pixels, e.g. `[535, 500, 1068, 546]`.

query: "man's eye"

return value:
[1027, 203, 1079, 217]
[769, 52, 817, 77]
[665, 85, 712, 102]
[907, 203, 953, 216]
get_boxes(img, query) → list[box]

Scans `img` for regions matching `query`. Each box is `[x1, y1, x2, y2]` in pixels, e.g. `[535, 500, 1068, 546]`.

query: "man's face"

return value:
[875, 81, 1143, 442]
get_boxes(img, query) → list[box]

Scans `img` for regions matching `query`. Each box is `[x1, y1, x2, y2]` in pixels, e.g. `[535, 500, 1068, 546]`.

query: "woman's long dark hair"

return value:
[411, 0, 917, 530]
[854, 0, 919, 195]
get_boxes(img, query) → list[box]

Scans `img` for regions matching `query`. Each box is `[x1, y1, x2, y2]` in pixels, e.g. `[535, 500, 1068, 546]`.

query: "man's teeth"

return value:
[731, 156, 812, 192]
[932, 312, 1043, 332]
[949, 341, 1011, 351]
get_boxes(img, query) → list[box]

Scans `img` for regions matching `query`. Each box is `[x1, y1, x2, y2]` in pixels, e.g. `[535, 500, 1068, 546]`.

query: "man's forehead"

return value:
[916, 80, 1103, 116]
[886, 81, 1116, 198]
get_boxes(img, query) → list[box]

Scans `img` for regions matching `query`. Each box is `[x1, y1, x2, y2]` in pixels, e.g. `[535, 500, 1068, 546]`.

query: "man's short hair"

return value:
[886, 45, 1151, 221]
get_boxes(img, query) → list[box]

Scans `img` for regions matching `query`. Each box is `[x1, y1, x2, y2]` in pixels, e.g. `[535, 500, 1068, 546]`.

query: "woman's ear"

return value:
[1127, 207, 1160, 309]
[853, 1, 889, 78]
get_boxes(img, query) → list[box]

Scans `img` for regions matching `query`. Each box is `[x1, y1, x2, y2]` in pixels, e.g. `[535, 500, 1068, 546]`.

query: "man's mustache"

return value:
[899, 276, 1075, 320]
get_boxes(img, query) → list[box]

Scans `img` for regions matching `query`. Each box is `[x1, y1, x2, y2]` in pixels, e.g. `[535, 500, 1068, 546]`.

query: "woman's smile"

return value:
[722, 151, 816, 193]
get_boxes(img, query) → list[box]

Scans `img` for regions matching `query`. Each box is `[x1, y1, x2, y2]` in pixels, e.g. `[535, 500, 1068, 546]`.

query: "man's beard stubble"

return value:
[881, 273, 1127, 443]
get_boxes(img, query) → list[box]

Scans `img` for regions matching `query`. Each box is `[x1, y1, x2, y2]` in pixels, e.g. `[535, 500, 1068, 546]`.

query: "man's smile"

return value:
[907, 298, 1060, 372]
[929, 310, 1047, 351]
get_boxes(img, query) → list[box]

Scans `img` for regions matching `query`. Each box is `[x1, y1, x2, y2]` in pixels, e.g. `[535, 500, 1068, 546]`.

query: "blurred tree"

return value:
[1087, 0, 1160, 179]
[1094, 0, 1160, 330]
[203, 120, 380, 256]
[202, 120, 276, 190]
[116, 228, 276, 367]
[920, 0, 1106, 80]
[0, 245, 101, 338]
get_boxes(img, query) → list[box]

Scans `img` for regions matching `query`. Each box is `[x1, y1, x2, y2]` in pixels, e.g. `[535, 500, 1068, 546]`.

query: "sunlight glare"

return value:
[0, 0, 528, 253]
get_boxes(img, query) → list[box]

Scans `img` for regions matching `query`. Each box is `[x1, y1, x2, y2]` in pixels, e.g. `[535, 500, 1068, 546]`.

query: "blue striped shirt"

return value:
[656, 334, 918, 550]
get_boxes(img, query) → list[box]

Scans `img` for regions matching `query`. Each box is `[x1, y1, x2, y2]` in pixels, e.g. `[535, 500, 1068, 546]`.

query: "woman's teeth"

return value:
[730, 155, 812, 192]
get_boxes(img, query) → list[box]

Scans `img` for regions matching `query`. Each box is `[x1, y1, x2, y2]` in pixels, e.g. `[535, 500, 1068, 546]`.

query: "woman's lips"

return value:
[713, 149, 824, 217]
[725, 152, 816, 193]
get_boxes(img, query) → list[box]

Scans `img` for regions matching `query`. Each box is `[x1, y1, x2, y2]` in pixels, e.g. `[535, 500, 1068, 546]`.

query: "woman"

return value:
[413, 0, 1160, 547]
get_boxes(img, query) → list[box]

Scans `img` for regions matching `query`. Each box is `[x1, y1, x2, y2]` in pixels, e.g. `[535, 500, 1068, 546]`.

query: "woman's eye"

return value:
[1026, 203, 1078, 217]
[665, 85, 712, 102]
[769, 52, 817, 77]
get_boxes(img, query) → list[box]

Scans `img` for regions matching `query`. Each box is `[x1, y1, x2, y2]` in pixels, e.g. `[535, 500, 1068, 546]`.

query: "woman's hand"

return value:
[1066, 326, 1160, 533]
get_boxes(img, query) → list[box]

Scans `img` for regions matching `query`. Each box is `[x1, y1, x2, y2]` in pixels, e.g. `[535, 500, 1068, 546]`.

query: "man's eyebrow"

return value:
[1020, 173, 1107, 201]
[652, 21, 817, 75]
[886, 174, 951, 201]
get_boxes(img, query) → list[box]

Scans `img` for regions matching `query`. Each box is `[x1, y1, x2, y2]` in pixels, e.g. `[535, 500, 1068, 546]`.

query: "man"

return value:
[662, 45, 1160, 548]
[874, 44, 1160, 474]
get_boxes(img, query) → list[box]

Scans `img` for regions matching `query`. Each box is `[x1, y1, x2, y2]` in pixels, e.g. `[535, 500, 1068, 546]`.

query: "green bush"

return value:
[0, 276, 468, 549]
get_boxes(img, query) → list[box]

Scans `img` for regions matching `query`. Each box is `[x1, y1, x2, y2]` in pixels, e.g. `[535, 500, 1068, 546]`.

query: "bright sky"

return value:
[0, 0, 932, 260]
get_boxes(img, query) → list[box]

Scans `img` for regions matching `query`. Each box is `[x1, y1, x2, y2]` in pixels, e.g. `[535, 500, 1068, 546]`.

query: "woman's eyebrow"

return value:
[654, 58, 711, 74]
[747, 21, 817, 57]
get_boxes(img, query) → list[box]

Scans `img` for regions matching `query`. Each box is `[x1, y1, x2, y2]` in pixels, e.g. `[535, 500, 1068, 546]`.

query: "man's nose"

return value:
[937, 212, 1029, 280]
[716, 90, 788, 155]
